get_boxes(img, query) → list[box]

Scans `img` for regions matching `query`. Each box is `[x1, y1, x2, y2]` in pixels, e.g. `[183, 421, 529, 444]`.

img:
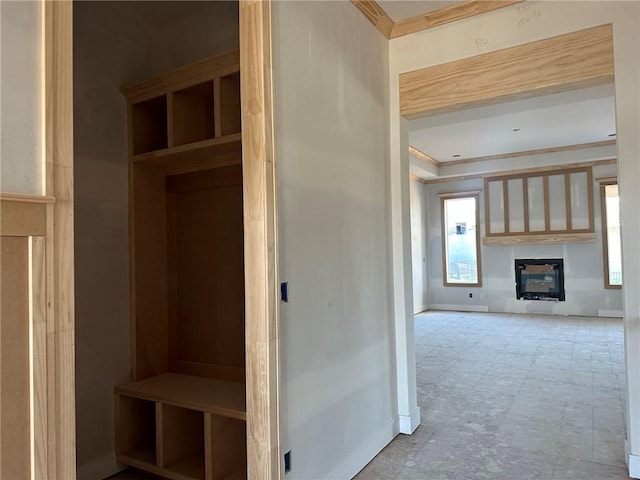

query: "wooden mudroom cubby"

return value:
[115, 49, 247, 480]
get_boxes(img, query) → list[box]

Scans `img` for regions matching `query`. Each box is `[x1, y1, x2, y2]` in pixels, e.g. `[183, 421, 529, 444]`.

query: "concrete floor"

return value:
[355, 311, 630, 480]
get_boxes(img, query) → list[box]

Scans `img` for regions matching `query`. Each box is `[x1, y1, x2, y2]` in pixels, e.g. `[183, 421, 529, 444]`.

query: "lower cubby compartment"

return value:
[161, 404, 206, 479]
[207, 414, 247, 480]
[115, 374, 247, 480]
[115, 395, 157, 467]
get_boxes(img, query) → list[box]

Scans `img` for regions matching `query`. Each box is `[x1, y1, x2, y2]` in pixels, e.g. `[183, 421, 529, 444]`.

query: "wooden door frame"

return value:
[47, 0, 281, 478]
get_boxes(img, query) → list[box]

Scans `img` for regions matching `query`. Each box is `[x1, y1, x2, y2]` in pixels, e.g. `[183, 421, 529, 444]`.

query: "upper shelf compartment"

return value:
[122, 49, 241, 165]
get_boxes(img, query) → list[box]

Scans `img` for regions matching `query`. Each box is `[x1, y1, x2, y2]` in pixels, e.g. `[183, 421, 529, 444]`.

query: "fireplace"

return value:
[515, 259, 565, 301]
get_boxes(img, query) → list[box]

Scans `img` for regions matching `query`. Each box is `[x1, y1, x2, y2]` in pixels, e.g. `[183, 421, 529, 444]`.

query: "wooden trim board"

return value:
[239, 1, 281, 479]
[420, 158, 617, 185]
[351, 0, 520, 39]
[483, 232, 597, 246]
[390, 0, 521, 39]
[400, 24, 614, 119]
[409, 146, 440, 167]
[44, 1, 75, 478]
[350, 1, 393, 38]
[440, 140, 616, 168]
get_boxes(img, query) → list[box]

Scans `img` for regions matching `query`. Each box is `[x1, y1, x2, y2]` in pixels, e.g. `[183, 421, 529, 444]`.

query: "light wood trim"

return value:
[483, 232, 597, 246]
[44, 1, 75, 478]
[597, 176, 618, 183]
[400, 24, 614, 119]
[423, 158, 617, 185]
[30, 237, 47, 480]
[564, 173, 572, 230]
[121, 49, 240, 104]
[0, 193, 55, 204]
[543, 175, 550, 231]
[586, 167, 595, 232]
[391, 0, 521, 39]
[350, 1, 393, 39]
[523, 177, 529, 233]
[503, 179, 509, 233]
[438, 190, 482, 199]
[409, 146, 441, 167]
[239, 1, 281, 479]
[483, 178, 491, 235]
[600, 180, 622, 289]
[441, 140, 616, 168]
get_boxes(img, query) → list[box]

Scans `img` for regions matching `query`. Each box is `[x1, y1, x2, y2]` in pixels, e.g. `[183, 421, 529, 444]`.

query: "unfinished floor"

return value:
[356, 311, 630, 480]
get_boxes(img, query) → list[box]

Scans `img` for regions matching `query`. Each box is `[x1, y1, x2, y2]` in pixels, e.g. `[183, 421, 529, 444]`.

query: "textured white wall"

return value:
[410, 178, 429, 313]
[0, 0, 42, 195]
[273, 1, 396, 478]
[389, 2, 640, 474]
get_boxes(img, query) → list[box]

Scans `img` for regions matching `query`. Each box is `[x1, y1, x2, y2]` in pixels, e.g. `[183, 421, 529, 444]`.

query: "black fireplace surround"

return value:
[515, 258, 565, 301]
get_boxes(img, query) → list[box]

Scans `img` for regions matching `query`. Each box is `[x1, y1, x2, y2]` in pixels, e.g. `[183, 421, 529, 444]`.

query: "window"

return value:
[600, 180, 622, 288]
[440, 192, 482, 286]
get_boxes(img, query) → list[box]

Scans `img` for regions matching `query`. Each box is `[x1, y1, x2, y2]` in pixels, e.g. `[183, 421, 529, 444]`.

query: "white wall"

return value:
[0, 0, 42, 195]
[73, 3, 238, 478]
[389, 2, 640, 475]
[423, 164, 622, 316]
[273, 2, 397, 478]
[410, 177, 428, 313]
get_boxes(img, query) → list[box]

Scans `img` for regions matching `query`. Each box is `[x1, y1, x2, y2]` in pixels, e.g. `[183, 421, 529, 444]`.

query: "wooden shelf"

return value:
[132, 133, 242, 173]
[483, 232, 597, 246]
[115, 373, 246, 421]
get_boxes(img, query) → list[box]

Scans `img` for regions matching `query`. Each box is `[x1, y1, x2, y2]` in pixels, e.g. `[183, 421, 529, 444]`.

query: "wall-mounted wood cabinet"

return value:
[483, 166, 596, 246]
[116, 49, 246, 480]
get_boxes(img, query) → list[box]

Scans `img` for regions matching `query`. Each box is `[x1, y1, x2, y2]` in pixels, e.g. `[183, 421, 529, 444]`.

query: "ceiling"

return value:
[409, 83, 617, 166]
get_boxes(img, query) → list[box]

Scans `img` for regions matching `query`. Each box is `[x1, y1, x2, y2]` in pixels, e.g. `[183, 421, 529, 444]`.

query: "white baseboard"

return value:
[598, 309, 623, 318]
[429, 304, 489, 313]
[328, 417, 398, 480]
[398, 407, 420, 434]
[77, 454, 123, 480]
[626, 440, 640, 478]
[414, 304, 428, 315]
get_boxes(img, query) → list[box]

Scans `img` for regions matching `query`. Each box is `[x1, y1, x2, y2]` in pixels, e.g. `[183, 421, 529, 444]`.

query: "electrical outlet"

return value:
[469, 293, 473, 298]
[281, 282, 288, 303]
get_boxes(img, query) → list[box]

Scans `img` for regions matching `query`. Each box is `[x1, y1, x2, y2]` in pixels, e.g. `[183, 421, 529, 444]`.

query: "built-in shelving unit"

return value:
[483, 166, 595, 246]
[116, 49, 246, 480]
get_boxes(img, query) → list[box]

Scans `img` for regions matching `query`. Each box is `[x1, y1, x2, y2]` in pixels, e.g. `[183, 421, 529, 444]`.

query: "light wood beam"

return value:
[350, 1, 394, 39]
[391, 0, 521, 39]
[400, 24, 614, 119]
